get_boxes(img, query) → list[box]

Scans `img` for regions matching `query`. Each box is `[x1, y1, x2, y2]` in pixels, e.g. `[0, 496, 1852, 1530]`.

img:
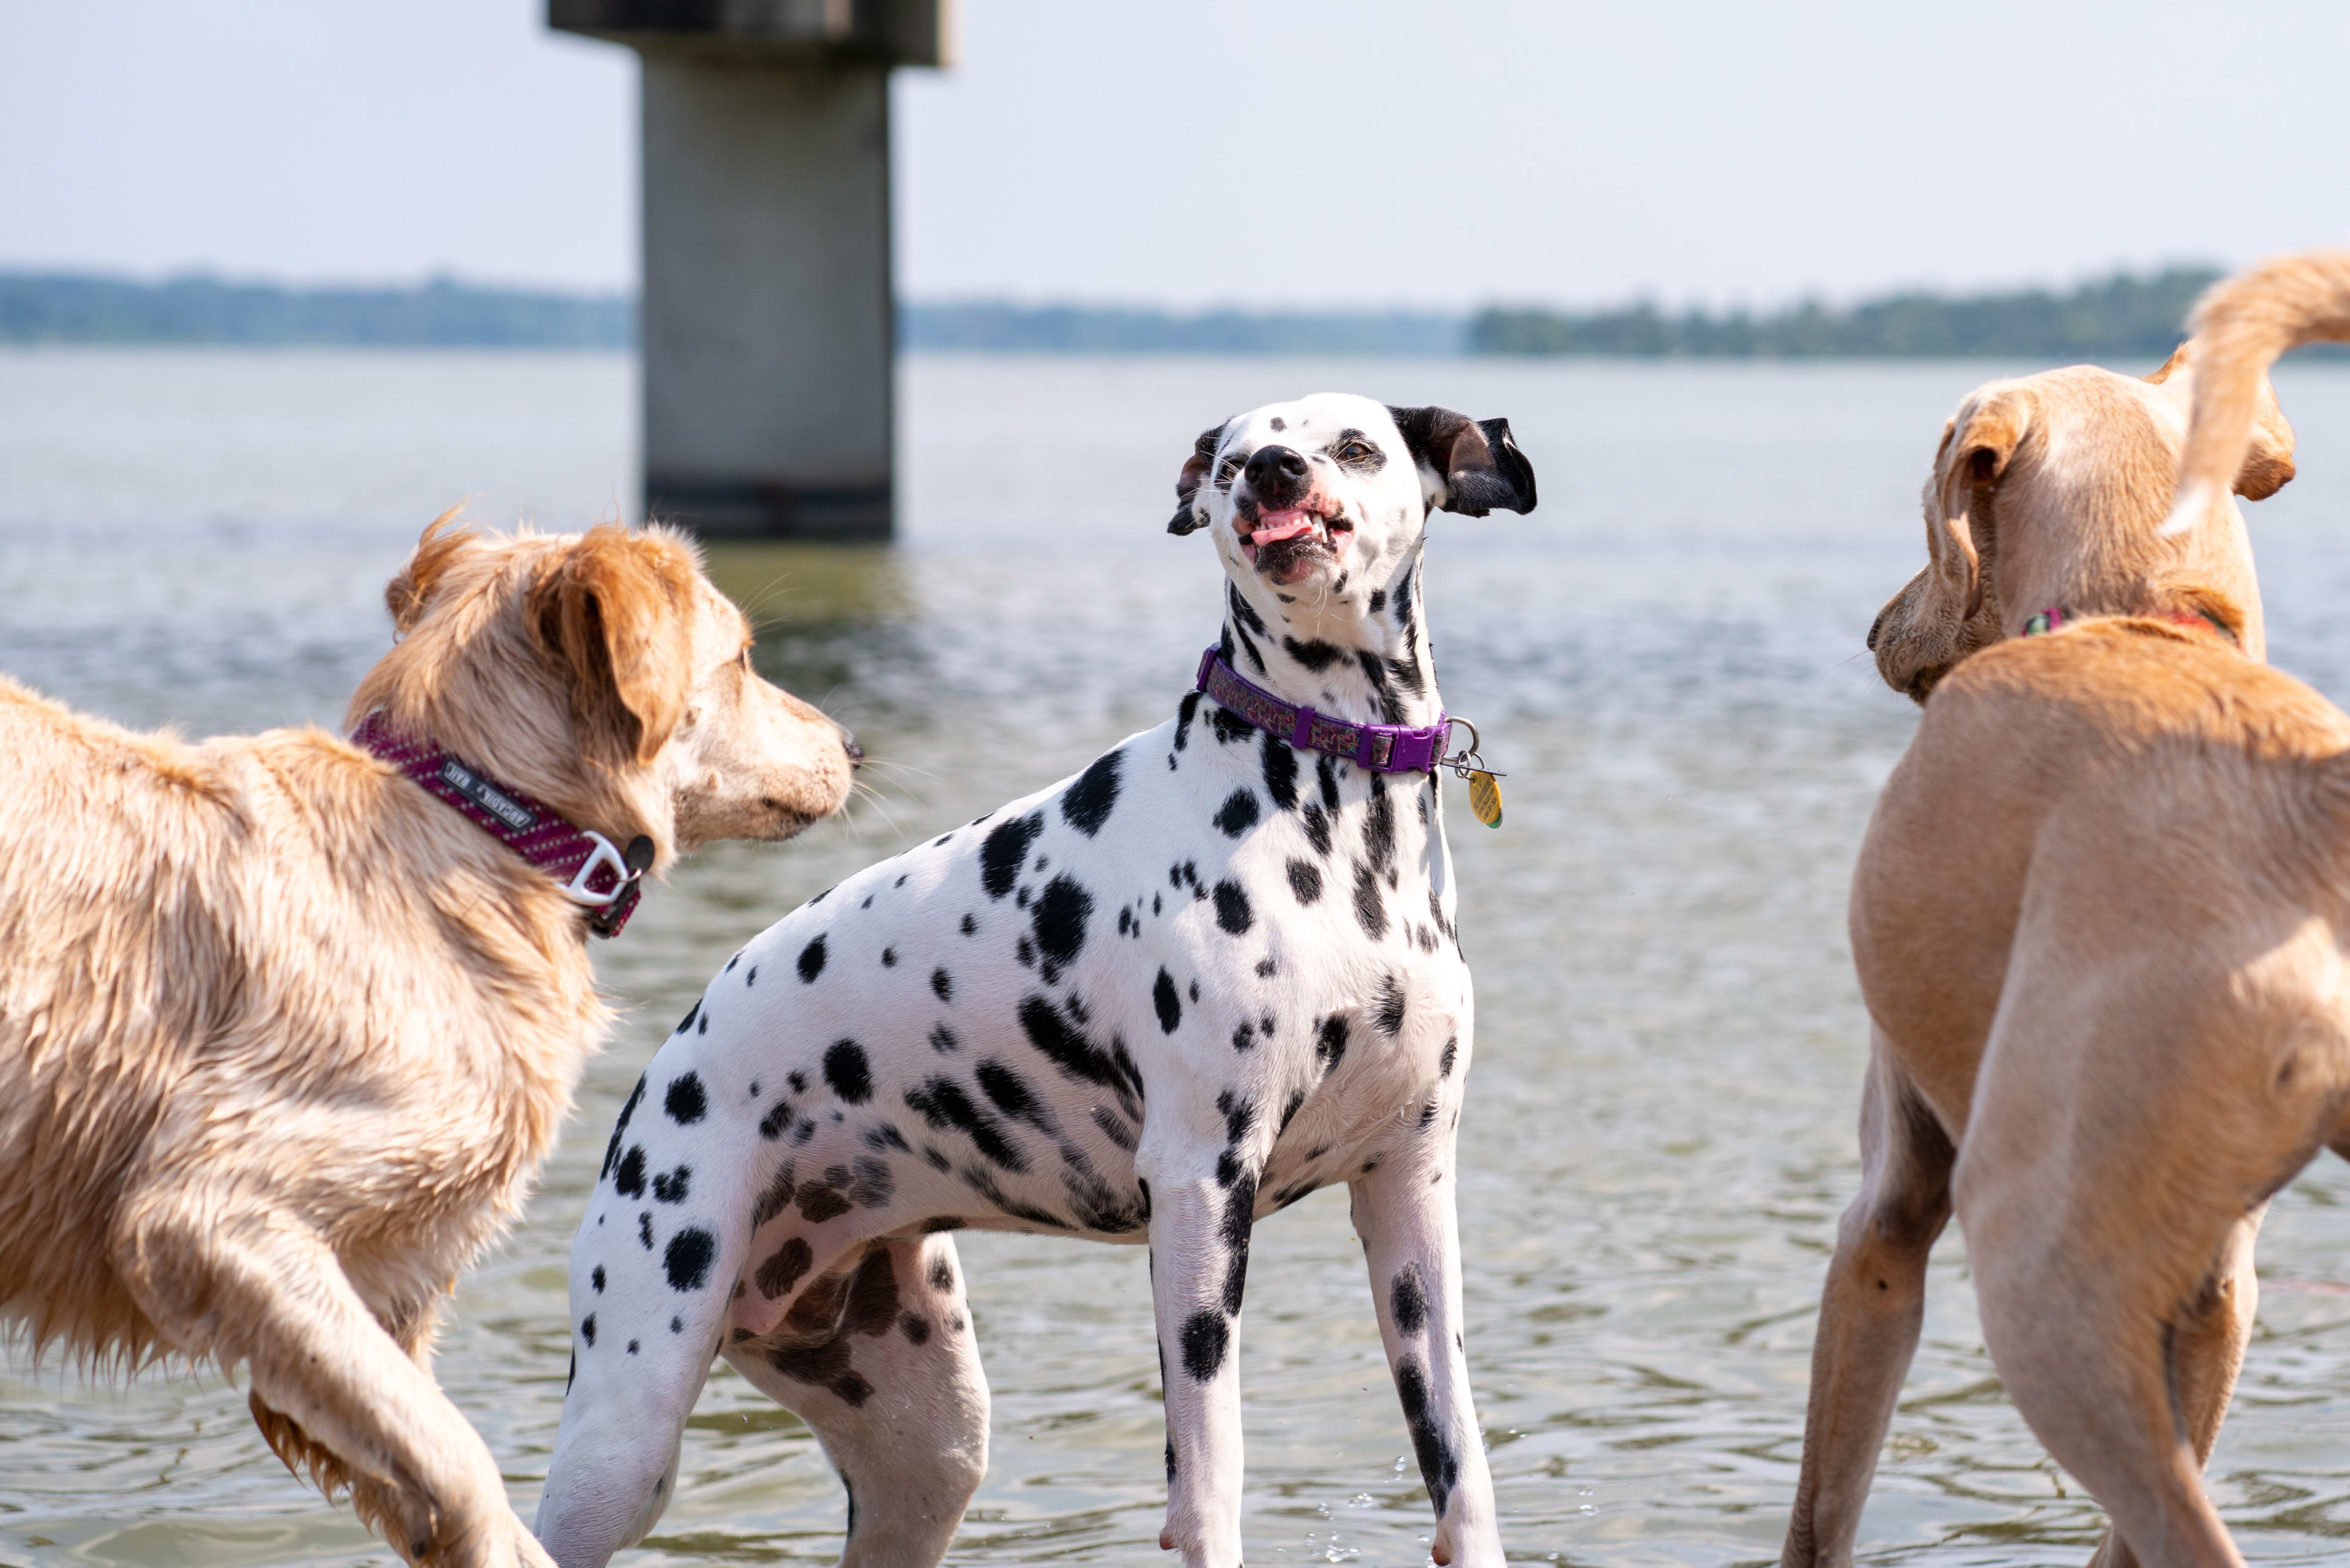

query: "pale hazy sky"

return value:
[5, 1, 2345, 310]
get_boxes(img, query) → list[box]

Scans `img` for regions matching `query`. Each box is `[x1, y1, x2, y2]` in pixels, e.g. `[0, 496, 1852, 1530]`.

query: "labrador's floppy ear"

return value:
[526, 526, 696, 768]
[384, 509, 479, 637]
[1865, 386, 2032, 703]
[1385, 406, 1538, 517]
[1169, 419, 1232, 536]
[1925, 389, 2031, 622]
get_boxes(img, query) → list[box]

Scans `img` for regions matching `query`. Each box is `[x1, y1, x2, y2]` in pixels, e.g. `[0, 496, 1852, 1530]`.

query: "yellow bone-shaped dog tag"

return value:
[1468, 769, 1502, 828]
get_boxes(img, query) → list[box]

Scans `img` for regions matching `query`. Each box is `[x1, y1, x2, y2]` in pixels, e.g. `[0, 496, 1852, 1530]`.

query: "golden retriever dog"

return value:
[0, 517, 856, 1567]
[1783, 252, 2350, 1568]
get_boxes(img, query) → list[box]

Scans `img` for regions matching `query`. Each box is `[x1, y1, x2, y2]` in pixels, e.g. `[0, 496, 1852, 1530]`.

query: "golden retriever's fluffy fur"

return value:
[0, 517, 854, 1567]
[1785, 252, 2350, 1568]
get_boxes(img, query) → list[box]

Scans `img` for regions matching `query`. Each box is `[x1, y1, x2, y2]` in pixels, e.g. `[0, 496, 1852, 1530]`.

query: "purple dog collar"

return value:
[350, 712, 653, 938]
[1194, 646, 1450, 773]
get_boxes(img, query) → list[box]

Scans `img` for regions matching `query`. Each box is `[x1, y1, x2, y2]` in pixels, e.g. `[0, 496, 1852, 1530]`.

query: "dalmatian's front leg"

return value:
[1352, 1131, 1501, 1567]
[1144, 1149, 1257, 1568]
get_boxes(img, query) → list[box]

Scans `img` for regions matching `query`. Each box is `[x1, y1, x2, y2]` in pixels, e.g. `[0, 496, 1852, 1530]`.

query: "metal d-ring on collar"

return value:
[1433, 716, 1504, 782]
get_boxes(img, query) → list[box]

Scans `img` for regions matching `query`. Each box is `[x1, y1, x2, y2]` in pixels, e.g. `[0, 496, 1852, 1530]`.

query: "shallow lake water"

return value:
[7, 348, 2350, 1567]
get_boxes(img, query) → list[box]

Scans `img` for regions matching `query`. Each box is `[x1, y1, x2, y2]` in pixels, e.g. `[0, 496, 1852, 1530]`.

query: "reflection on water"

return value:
[6, 349, 2350, 1566]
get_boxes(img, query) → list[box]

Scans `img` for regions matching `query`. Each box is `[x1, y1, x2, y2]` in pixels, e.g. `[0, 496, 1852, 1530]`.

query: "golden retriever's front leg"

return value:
[114, 1195, 552, 1568]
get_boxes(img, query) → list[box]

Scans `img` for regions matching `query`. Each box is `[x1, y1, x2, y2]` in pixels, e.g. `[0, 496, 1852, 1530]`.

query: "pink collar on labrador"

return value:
[2021, 605, 2236, 643]
[350, 713, 652, 938]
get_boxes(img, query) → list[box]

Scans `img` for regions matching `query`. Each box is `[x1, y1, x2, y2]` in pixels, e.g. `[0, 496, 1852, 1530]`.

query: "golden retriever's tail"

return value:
[2163, 249, 2350, 537]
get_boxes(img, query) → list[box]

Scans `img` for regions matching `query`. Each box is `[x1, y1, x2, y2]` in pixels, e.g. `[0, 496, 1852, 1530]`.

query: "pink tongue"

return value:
[1249, 509, 1315, 545]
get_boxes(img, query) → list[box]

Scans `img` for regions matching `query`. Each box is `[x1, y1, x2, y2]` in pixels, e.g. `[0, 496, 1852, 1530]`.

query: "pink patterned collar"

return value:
[349, 713, 652, 938]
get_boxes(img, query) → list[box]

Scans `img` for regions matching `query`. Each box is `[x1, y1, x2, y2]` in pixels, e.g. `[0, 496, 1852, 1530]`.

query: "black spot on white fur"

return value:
[1061, 750, 1122, 836]
[664, 1072, 707, 1125]
[1353, 863, 1387, 939]
[1181, 1308, 1228, 1381]
[1032, 876, 1092, 980]
[664, 1228, 716, 1291]
[1153, 968, 1181, 1033]
[1390, 1263, 1428, 1334]
[1397, 1354, 1461, 1520]
[1261, 731, 1297, 809]
[981, 812, 1043, 899]
[1214, 790, 1259, 838]
[1315, 1016, 1348, 1075]
[824, 1040, 873, 1103]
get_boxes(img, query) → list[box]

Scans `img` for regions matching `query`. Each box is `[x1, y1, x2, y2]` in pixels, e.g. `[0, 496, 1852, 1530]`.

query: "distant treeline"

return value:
[899, 302, 1463, 355]
[0, 273, 632, 347]
[0, 267, 2276, 360]
[1471, 268, 2225, 360]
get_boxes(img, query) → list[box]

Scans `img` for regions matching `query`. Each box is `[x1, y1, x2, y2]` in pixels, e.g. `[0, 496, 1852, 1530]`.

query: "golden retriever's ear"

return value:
[1925, 391, 2031, 619]
[385, 510, 477, 637]
[527, 528, 695, 768]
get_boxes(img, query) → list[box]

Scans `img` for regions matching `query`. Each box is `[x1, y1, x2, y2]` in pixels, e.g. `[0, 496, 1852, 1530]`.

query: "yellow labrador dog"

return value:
[1787, 258, 2348, 1568]
[0, 517, 855, 1567]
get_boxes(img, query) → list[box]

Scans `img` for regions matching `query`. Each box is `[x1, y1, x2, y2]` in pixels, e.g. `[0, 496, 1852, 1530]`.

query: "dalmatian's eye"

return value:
[1335, 439, 1375, 465]
[1214, 455, 1243, 490]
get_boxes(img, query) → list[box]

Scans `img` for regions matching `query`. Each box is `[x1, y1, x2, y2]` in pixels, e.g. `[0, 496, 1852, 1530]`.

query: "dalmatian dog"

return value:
[534, 393, 1538, 1568]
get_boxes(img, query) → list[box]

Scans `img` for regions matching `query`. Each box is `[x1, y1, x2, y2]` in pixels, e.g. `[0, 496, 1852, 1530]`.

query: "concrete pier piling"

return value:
[550, 2, 953, 539]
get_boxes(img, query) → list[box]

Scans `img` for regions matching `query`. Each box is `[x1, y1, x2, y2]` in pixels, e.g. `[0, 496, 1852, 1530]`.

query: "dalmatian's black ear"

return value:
[1168, 419, 1231, 535]
[1386, 406, 1539, 517]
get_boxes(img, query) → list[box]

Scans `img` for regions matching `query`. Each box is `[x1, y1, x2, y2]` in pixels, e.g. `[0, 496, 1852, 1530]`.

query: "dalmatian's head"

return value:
[1168, 394, 1535, 637]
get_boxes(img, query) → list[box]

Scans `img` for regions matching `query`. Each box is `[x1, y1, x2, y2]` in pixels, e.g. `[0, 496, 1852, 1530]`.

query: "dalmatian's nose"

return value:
[1244, 444, 1311, 506]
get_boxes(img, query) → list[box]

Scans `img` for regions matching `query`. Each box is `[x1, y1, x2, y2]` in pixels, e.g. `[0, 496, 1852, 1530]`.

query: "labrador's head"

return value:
[1870, 351, 2292, 702]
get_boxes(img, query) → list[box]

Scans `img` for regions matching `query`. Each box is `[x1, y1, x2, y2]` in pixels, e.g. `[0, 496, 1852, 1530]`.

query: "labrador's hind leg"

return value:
[1781, 1039, 1954, 1568]
[2083, 1208, 2264, 1568]
[1956, 946, 2318, 1568]
[725, 1233, 988, 1568]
